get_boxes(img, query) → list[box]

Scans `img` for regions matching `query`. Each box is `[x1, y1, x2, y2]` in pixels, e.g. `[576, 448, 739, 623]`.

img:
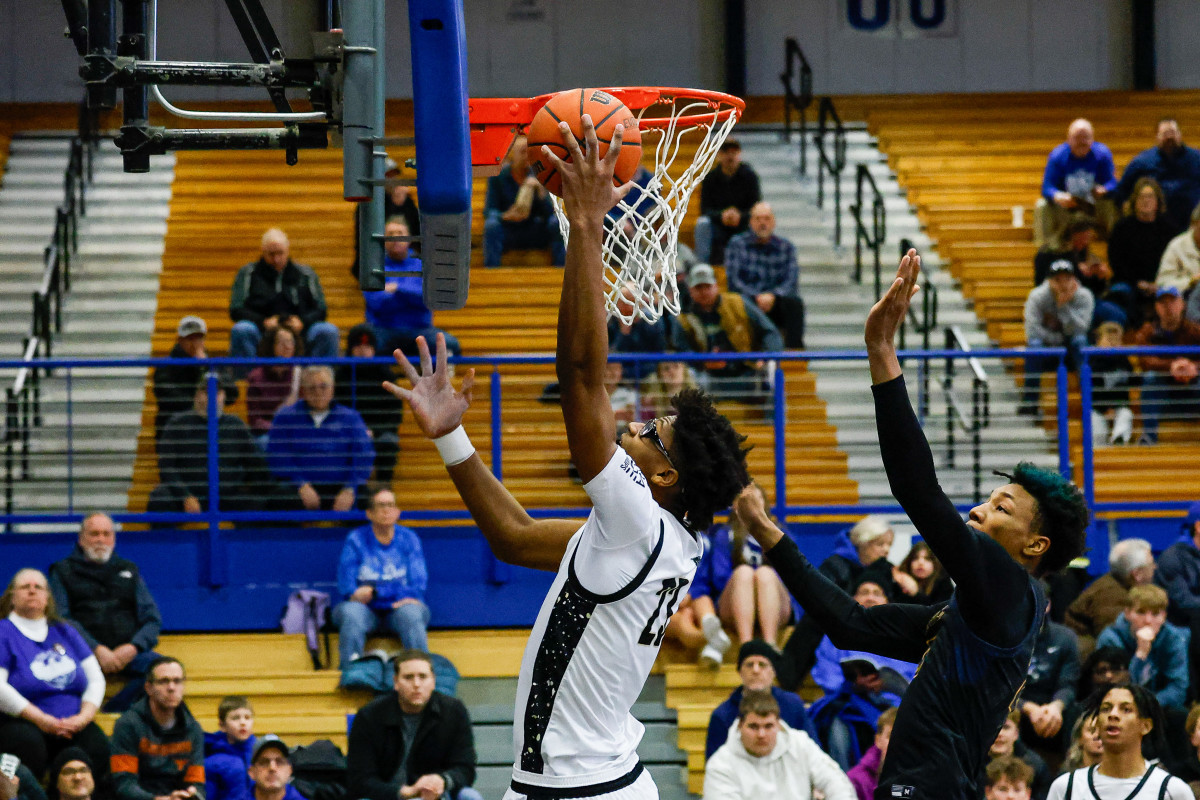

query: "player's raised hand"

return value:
[542, 114, 632, 226]
[383, 333, 475, 439]
[865, 248, 921, 351]
[732, 483, 783, 549]
[864, 248, 921, 384]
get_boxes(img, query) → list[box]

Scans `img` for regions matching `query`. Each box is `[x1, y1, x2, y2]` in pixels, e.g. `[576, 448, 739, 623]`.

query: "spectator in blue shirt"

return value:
[704, 640, 818, 760]
[332, 484, 430, 665]
[1036, 119, 1118, 244]
[266, 366, 374, 512]
[724, 202, 806, 348]
[1113, 119, 1200, 234]
[483, 136, 565, 267]
[364, 217, 460, 358]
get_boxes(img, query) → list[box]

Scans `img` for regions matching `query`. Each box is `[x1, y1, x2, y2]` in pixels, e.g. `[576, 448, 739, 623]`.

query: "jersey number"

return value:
[638, 577, 689, 647]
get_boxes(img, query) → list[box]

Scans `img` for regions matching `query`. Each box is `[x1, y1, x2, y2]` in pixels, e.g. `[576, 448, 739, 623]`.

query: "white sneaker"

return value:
[700, 614, 732, 655]
[698, 644, 724, 669]
[1091, 411, 1109, 448]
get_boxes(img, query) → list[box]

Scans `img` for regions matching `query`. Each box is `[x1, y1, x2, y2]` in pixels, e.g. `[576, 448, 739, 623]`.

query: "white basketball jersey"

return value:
[509, 447, 702, 793]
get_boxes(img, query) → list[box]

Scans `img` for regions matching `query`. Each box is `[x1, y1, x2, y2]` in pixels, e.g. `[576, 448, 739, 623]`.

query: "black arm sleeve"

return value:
[766, 535, 937, 664]
[872, 375, 1033, 647]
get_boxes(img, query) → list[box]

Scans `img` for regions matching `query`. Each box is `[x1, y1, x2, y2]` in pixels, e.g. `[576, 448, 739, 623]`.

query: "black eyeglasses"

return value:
[639, 419, 675, 467]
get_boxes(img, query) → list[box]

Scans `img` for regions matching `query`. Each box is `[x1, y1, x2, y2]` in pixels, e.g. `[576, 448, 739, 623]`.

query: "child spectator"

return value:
[984, 756, 1035, 800]
[1096, 585, 1190, 710]
[245, 327, 302, 449]
[846, 706, 896, 800]
[892, 541, 953, 605]
[988, 711, 1052, 800]
[205, 696, 256, 800]
[1089, 321, 1136, 446]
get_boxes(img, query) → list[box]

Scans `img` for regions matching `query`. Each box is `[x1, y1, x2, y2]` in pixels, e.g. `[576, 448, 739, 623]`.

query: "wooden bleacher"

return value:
[92, 629, 533, 750]
[855, 90, 1200, 500]
[123, 100, 858, 515]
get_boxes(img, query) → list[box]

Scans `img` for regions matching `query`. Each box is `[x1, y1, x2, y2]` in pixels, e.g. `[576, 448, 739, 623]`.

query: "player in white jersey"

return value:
[1047, 684, 1191, 800]
[384, 116, 750, 800]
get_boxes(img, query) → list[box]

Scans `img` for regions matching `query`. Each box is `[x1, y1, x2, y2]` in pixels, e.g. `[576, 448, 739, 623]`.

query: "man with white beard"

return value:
[48, 512, 163, 711]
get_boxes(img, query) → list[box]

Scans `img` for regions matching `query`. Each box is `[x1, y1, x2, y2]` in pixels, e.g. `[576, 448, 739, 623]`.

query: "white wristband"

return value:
[433, 425, 475, 467]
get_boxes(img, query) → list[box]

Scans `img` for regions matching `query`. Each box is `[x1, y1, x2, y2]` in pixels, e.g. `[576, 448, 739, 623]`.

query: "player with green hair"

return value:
[735, 250, 1090, 800]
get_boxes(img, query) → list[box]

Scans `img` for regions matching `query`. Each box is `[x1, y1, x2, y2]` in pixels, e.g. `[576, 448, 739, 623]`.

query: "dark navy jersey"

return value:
[879, 581, 1045, 800]
[766, 375, 1047, 800]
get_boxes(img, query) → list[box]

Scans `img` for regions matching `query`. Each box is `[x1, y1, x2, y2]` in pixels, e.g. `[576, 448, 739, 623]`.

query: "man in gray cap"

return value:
[152, 316, 209, 448]
[674, 263, 783, 403]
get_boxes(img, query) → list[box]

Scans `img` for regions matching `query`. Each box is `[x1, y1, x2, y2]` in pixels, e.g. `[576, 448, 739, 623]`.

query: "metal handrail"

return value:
[943, 326, 990, 502]
[779, 37, 814, 174]
[3, 99, 97, 517]
[815, 97, 847, 245]
[850, 164, 887, 296]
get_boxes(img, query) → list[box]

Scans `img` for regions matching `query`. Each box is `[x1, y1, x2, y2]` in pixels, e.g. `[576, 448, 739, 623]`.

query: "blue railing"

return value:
[2, 345, 1198, 573]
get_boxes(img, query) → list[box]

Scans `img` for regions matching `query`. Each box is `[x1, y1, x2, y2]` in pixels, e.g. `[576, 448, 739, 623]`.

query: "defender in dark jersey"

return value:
[734, 250, 1089, 800]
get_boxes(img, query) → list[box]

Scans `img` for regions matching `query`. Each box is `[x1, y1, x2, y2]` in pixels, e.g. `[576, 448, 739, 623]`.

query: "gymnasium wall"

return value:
[2, 1, 1198, 105]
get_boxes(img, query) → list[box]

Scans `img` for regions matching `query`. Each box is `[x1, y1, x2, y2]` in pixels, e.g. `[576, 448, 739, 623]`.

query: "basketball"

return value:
[525, 88, 643, 197]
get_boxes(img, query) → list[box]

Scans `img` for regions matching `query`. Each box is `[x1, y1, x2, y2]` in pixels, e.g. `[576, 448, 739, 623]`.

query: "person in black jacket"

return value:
[146, 375, 276, 526]
[47, 513, 163, 712]
[229, 229, 340, 364]
[346, 651, 480, 800]
[335, 325, 402, 483]
[152, 316, 208, 450]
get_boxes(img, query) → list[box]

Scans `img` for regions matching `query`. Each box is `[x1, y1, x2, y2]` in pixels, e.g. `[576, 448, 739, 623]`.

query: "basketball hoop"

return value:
[469, 87, 745, 323]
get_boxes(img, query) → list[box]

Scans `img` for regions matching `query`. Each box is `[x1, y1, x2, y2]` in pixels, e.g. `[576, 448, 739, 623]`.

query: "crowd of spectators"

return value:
[1022, 117, 1200, 441]
[1, 502, 472, 800]
[649, 503, 1200, 800]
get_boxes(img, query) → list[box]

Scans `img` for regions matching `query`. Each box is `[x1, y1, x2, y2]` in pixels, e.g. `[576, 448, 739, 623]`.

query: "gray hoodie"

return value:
[1024, 280, 1095, 344]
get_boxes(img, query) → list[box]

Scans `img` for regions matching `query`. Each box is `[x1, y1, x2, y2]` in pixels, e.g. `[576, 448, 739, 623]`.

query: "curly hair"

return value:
[668, 388, 750, 530]
[996, 462, 1089, 576]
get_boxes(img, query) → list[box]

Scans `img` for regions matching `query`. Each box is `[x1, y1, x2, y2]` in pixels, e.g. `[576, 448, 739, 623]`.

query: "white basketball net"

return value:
[549, 92, 742, 324]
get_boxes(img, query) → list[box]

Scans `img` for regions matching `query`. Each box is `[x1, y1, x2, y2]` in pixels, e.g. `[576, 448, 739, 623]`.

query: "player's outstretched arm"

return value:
[541, 115, 632, 483]
[864, 253, 1029, 628]
[384, 335, 578, 572]
[733, 487, 932, 663]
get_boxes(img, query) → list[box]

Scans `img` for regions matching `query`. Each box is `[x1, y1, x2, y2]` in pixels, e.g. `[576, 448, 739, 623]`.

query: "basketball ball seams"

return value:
[528, 87, 642, 196]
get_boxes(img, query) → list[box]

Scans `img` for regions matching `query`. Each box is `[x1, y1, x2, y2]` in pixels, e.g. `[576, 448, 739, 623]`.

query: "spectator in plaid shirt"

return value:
[724, 203, 806, 349]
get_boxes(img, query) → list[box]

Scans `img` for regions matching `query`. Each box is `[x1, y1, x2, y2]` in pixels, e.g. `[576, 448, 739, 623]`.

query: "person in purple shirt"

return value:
[846, 706, 896, 800]
[0, 569, 110, 785]
[1037, 118, 1118, 243]
[363, 218, 460, 359]
[331, 484, 430, 666]
[265, 366, 374, 511]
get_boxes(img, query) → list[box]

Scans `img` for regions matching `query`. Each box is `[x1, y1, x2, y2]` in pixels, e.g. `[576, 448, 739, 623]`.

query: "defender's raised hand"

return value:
[864, 248, 921, 384]
[383, 333, 475, 439]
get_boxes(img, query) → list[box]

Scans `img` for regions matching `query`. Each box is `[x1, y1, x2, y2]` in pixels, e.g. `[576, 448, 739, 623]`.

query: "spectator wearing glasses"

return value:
[266, 366, 374, 512]
[332, 484, 430, 666]
[110, 657, 205, 800]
